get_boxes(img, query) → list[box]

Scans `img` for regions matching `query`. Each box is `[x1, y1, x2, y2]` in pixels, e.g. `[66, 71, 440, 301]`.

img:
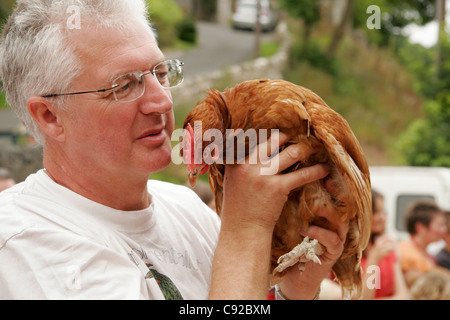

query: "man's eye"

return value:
[157, 72, 168, 79]
[116, 82, 131, 93]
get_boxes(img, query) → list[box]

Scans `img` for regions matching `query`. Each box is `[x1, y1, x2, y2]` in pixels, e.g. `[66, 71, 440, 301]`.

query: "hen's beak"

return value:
[188, 169, 199, 187]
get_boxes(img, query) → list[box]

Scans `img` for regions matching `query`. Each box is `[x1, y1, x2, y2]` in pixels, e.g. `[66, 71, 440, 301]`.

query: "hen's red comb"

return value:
[182, 123, 195, 164]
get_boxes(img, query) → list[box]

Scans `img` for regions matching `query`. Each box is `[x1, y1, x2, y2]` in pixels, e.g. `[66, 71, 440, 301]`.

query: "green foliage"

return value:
[280, 0, 448, 167]
[176, 15, 197, 44]
[283, 17, 424, 164]
[399, 94, 450, 167]
[146, 0, 197, 48]
[146, 0, 184, 48]
[260, 41, 280, 58]
[397, 41, 437, 99]
[290, 41, 338, 76]
[0, 0, 15, 24]
[0, 91, 8, 109]
[437, 26, 450, 94]
[279, 0, 320, 25]
[353, 0, 435, 47]
[279, 0, 320, 45]
[399, 25, 450, 167]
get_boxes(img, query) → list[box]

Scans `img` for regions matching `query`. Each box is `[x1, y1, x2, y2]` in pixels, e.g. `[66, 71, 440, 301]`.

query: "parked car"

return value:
[369, 166, 450, 241]
[232, 0, 278, 32]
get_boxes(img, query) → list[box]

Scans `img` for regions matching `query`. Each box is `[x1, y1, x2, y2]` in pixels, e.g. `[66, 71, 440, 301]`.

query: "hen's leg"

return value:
[274, 237, 324, 274]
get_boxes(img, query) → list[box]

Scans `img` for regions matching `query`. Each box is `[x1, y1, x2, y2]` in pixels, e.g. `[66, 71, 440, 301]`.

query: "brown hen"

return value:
[181, 79, 372, 299]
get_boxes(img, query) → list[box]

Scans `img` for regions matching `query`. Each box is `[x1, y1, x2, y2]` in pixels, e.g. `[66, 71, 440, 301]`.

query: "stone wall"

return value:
[0, 143, 43, 182]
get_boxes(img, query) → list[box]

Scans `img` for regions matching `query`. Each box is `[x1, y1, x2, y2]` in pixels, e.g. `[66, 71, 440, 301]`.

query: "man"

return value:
[0, 0, 347, 299]
[399, 201, 447, 287]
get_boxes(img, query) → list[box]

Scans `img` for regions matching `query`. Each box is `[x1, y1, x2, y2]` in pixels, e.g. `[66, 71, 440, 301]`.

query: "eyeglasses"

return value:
[42, 59, 184, 103]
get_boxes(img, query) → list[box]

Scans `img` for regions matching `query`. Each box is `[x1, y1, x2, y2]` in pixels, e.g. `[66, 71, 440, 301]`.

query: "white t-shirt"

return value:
[0, 170, 220, 299]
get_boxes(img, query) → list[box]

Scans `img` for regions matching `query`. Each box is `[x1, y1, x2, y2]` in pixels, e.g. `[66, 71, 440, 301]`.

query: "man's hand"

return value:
[209, 132, 331, 299]
[278, 205, 349, 300]
[220, 131, 329, 231]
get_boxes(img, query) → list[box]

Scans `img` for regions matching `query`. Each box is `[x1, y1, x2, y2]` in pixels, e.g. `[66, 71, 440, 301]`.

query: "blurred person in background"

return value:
[360, 189, 409, 299]
[436, 211, 450, 271]
[399, 201, 447, 287]
[410, 269, 450, 300]
[0, 167, 16, 192]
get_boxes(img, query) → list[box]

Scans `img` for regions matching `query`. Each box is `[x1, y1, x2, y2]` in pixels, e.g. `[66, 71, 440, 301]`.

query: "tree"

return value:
[436, 0, 446, 81]
[399, 28, 450, 167]
[278, 0, 320, 45]
[327, 0, 354, 58]
[146, 0, 184, 48]
[253, 0, 262, 58]
[399, 94, 450, 167]
[353, 0, 436, 47]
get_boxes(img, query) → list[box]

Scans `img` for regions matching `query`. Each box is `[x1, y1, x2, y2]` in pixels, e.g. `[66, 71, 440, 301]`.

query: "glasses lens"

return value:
[153, 59, 184, 88]
[112, 59, 184, 103]
[112, 72, 143, 102]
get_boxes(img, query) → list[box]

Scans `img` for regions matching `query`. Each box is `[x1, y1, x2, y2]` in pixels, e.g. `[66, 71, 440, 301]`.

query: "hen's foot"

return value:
[274, 236, 324, 274]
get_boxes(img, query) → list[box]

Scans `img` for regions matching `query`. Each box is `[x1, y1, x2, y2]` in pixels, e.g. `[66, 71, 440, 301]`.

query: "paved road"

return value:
[167, 22, 274, 78]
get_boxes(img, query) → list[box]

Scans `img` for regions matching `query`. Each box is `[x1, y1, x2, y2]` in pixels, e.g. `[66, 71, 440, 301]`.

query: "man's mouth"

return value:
[138, 126, 167, 145]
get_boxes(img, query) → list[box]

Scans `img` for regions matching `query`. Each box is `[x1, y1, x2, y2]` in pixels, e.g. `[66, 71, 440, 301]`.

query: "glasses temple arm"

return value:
[42, 84, 119, 98]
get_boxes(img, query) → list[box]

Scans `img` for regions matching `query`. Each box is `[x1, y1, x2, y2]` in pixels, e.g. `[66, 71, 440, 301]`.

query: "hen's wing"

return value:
[306, 94, 371, 247]
[305, 92, 372, 299]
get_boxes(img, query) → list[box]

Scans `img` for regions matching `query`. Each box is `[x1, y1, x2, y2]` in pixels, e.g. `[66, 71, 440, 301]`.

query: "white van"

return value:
[369, 166, 450, 241]
[232, 0, 278, 32]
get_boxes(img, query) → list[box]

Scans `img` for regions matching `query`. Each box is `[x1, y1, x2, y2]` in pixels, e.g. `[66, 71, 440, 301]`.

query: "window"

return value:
[396, 195, 435, 231]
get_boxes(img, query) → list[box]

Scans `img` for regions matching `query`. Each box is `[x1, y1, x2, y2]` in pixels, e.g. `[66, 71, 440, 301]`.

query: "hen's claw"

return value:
[274, 236, 324, 274]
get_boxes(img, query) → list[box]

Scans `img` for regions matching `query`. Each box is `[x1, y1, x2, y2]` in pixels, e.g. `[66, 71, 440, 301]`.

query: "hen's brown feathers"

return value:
[183, 79, 371, 299]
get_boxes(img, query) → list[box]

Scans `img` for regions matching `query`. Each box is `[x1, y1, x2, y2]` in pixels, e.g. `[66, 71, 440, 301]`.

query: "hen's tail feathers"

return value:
[332, 218, 364, 299]
[332, 251, 364, 300]
[313, 122, 372, 252]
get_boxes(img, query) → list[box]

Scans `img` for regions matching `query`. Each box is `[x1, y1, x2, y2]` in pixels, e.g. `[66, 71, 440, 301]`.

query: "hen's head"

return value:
[181, 123, 210, 187]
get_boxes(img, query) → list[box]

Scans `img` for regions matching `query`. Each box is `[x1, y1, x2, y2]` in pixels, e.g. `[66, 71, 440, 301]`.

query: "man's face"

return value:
[59, 25, 175, 179]
[427, 213, 448, 243]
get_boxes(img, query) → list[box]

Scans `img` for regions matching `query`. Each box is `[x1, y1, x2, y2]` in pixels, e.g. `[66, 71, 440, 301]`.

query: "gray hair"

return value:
[0, 0, 153, 145]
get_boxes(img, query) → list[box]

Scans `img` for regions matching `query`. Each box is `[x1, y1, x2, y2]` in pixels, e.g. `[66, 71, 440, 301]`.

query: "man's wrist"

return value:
[275, 284, 321, 300]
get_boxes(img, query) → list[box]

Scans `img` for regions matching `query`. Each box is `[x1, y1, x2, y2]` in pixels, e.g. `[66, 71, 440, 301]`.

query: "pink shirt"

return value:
[361, 251, 397, 298]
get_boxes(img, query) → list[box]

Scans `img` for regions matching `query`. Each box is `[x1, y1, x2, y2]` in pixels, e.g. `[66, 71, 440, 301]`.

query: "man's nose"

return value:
[138, 73, 173, 115]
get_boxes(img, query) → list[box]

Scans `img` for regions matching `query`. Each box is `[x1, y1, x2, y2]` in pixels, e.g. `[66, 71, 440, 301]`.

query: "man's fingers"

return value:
[259, 130, 291, 160]
[303, 225, 344, 257]
[276, 142, 317, 173]
[315, 205, 349, 242]
[281, 163, 330, 193]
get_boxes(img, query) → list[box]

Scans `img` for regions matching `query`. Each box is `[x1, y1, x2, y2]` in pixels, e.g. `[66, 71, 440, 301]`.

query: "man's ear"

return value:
[27, 97, 65, 142]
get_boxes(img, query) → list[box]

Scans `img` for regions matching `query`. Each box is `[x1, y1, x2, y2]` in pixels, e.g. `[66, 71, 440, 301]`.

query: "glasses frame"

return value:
[42, 59, 184, 103]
